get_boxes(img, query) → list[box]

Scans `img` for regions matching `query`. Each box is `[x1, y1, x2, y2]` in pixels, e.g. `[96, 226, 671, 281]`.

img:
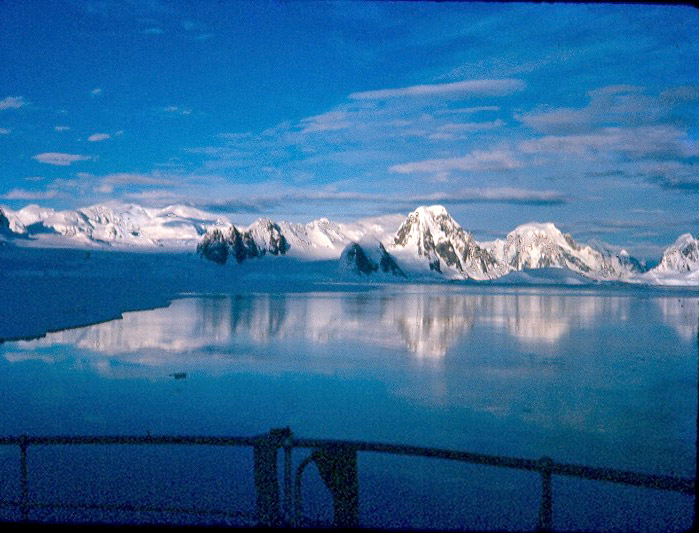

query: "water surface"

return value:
[0, 285, 696, 529]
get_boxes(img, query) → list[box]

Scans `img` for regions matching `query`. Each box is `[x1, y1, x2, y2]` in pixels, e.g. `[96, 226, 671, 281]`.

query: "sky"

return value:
[0, 1, 697, 260]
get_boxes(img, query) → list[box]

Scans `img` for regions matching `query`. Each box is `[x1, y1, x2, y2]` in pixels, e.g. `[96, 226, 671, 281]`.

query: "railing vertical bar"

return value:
[19, 436, 28, 522]
[694, 308, 698, 530]
[283, 435, 292, 525]
[538, 457, 553, 531]
[293, 455, 314, 528]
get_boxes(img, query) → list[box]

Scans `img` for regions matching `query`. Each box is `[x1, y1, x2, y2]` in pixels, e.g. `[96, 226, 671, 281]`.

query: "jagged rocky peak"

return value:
[394, 205, 462, 249]
[195, 227, 230, 264]
[391, 205, 499, 280]
[655, 233, 699, 273]
[197, 220, 290, 265]
[340, 241, 406, 278]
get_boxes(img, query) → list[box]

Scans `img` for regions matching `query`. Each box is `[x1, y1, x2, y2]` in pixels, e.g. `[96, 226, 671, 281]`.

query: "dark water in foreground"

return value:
[0, 285, 696, 530]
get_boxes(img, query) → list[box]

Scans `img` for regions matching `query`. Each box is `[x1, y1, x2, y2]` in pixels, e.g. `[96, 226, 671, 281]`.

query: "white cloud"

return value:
[200, 185, 567, 213]
[406, 187, 567, 205]
[0, 127, 10, 134]
[659, 85, 699, 104]
[0, 188, 59, 200]
[48, 178, 80, 190]
[437, 119, 505, 133]
[143, 27, 164, 35]
[122, 189, 181, 202]
[102, 173, 172, 185]
[398, 119, 506, 141]
[349, 79, 525, 100]
[517, 107, 593, 133]
[517, 84, 693, 135]
[299, 111, 351, 134]
[518, 126, 698, 160]
[88, 132, 111, 142]
[91, 88, 102, 96]
[390, 149, 522, 174]
[0, 96, 26, 110]
[437, 106, 501, 115]
[631, 160, 699, 191]
[33, 153, 94, 166]
[24, 176, 44, 182]
[99, 172, 175, 188]
[54, 126, 70, 132]
[163, 106, 192, 115]
[588, 85, 645, 97]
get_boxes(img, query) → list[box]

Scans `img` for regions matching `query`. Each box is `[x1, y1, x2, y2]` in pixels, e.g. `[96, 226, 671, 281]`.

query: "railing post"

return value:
[19, 435, 28, 522]
[252, 427, 291, 527]
[311, 444, 359, 528]
[538, 456, 553, 531]
[283, 430, 293, 525]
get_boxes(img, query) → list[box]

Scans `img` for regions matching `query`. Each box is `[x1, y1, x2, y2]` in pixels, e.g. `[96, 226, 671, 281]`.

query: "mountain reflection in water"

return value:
[13, 289, 694, 361]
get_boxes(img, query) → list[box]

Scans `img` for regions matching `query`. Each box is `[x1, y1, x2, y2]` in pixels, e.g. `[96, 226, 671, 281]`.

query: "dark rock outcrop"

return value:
[340, 241, 406, 278]
[197, 221, 290, 265]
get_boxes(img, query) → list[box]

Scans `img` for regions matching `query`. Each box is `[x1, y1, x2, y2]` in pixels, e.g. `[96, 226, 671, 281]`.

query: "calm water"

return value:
[0, 285, 696, 529]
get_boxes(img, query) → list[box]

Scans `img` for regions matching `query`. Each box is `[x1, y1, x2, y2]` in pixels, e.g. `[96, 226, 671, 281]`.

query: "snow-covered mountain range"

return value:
[194, 205, 698, 286]
[193, 204, 667, 283]
[1, 202, 697, 285]
[0, 202, 229, 248]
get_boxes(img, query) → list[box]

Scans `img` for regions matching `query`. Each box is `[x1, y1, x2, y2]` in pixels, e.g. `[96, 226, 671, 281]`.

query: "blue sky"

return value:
[0, 1, 697, 260]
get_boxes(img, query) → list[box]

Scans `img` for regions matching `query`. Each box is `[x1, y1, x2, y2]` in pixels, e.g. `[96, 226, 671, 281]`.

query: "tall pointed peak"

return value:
[412, 205, 451, 219]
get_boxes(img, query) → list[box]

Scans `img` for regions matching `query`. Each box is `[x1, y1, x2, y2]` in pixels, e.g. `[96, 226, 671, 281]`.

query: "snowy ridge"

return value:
[278, 218, 353, 259]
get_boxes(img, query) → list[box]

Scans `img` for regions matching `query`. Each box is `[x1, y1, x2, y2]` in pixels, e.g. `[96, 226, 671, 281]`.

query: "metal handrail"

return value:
[292, 437, 695, 494]
[0, 430, 695, 530]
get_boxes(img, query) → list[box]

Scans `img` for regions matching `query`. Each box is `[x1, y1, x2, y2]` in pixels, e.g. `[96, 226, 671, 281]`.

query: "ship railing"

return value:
[0, 428, 694, 530]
